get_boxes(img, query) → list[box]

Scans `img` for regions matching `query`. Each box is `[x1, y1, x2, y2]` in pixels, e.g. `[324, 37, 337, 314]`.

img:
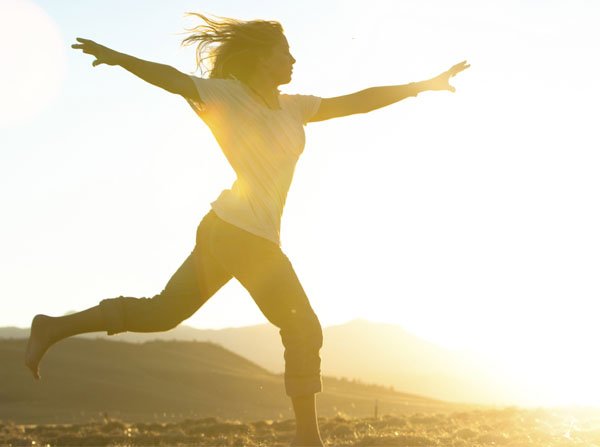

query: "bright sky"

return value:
[1, 0, 599, 407]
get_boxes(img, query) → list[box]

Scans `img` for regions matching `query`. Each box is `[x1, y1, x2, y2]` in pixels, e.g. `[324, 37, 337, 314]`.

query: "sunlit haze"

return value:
[1, 0, 599, 407]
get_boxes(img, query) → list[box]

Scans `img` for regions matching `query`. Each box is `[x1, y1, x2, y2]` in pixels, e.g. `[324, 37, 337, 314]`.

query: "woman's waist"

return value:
[214, 187, 287, 216]
[200, 205, 282, 246]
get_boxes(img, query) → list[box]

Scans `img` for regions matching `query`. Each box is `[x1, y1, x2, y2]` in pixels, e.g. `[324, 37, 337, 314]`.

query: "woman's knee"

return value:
[99, 297, 130, 335]
[306, 312, 323, 349]
[280, 310, 323, 351]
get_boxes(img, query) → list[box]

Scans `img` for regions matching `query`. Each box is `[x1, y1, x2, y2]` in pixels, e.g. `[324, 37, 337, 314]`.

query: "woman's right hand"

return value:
[71, 37, 120, 67]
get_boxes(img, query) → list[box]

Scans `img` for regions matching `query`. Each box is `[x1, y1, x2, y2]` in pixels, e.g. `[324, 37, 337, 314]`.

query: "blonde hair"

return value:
[182, 14, 284, 84]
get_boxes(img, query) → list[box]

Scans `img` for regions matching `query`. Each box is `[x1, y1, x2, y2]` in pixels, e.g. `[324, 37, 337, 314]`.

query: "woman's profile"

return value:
[25, 13, 469, 447]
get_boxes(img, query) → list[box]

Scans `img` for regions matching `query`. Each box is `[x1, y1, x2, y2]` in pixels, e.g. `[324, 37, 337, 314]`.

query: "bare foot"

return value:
[25, 314, 56, 379]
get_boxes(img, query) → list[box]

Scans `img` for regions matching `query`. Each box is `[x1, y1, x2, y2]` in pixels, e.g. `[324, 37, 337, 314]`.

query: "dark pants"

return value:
[99, 211, 323, 397]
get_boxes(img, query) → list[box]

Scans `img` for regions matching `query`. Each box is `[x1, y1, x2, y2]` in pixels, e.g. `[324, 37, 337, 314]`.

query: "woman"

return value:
[26, 14, 469, 447]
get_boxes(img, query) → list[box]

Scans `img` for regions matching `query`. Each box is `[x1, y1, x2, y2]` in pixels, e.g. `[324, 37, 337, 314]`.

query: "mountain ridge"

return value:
[0, 337, 465, 425]
[2, 318, 511, 405]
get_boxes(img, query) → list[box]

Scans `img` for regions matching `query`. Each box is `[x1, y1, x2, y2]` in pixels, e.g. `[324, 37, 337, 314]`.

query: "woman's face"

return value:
[260, 35, 296, 86]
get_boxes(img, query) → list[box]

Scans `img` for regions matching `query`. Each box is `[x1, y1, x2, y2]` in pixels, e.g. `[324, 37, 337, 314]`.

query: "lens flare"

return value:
[0, 0, 66, 129]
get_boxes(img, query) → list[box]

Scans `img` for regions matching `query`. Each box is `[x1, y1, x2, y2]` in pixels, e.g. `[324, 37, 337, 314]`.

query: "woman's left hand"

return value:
[429, 60, 471, 92]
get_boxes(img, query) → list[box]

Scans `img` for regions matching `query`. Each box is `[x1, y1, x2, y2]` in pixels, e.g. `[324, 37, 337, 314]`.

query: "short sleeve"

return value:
[283, 94, 322, 125]
[186, 76, 241, 116]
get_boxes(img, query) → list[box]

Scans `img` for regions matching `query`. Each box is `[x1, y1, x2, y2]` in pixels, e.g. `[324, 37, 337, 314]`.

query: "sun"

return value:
[0, 0, 66, 129]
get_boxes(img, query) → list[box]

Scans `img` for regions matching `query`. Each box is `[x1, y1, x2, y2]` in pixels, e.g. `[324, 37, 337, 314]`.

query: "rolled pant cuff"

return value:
[285, 375, 323, 397]
[99, 297, 128, 335]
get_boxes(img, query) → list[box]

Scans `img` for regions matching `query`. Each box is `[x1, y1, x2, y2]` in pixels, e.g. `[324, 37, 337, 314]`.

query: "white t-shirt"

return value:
[187, 77, 321, 245]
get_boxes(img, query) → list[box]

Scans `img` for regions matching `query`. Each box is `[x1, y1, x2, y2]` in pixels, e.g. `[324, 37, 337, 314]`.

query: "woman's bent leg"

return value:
[25, 309, 106, 379]
[98, 250, 229, 334]
[26, 212, 231, 378]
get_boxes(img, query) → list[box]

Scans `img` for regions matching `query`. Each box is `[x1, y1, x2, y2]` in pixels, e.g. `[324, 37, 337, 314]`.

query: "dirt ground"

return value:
[2, 407, 600, 446]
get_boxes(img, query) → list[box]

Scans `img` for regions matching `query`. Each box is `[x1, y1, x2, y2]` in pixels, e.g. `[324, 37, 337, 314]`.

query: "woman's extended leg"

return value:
[25, 212, 231, 379]
[209, 217, 324, 447]
[25, 308, 105, 379]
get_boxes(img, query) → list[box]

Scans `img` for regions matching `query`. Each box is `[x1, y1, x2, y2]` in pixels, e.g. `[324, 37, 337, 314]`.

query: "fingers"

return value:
[72, 37, 89, 47]
[76, 37, 95, 45]
[460, 61, 471, 71]
[71, 38, 104, 67]
[71, 37, 97, 51]
[71, 37, 102, 66]
[446, 61, 470, 79]
[72, 44, 95, 57]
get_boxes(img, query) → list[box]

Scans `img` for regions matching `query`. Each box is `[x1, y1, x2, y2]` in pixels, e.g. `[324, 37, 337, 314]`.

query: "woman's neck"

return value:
[245, 77, 280, 109]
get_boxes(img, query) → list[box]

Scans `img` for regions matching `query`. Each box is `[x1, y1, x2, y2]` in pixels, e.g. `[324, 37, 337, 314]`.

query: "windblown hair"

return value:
[182, 14, 284, 84]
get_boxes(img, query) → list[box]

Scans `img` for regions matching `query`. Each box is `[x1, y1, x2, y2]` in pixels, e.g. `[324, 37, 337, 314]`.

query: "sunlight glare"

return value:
[0, 0, 66, 129]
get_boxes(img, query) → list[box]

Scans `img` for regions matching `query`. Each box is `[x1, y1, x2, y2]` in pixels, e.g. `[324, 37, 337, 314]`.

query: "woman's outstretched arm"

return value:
[309, 60, 470, 122]
[71, 37, 199, 101]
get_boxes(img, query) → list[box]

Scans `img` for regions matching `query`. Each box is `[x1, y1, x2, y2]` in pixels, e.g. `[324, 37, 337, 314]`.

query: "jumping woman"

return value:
[26, 14, 469, 447]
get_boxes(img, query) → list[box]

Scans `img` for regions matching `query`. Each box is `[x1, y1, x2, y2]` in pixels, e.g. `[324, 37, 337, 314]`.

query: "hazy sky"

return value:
[1, 0, 599, 406]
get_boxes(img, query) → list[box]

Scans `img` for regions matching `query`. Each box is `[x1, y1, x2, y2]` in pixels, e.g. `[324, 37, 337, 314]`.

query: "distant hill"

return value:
[1, 338, 468, 425]
[2, 319, 510, 405]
